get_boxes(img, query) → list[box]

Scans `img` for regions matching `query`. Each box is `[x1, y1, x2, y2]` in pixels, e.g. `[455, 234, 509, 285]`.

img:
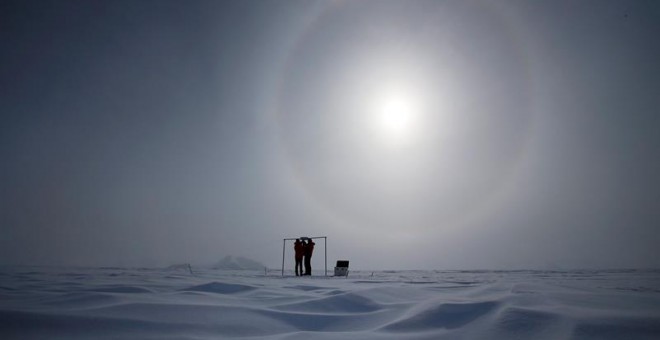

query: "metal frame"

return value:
[281, 236, 327, 276]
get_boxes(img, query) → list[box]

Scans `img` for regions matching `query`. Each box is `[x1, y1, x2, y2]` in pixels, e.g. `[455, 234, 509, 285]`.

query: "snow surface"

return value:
[1, 266, 659, 339]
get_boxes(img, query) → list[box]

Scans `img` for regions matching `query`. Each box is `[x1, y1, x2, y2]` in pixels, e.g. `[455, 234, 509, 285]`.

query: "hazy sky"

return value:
[1, 0, 659, 270]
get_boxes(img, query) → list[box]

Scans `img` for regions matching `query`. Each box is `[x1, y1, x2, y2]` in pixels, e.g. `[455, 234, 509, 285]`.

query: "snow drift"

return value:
[1, 267, 659, 339]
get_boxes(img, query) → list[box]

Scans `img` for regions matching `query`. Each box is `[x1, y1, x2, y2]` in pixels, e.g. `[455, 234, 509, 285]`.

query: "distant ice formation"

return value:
[212, 256, 265, 270]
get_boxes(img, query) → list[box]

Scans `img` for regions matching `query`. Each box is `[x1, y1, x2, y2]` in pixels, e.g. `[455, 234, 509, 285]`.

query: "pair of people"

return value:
[293, 238, 315, 276]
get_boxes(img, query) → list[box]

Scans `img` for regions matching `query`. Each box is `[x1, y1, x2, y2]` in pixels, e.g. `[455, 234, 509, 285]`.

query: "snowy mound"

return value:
[181, 281, 255, 294]
[212, 256, 265, 270]
[1, 267, 660, 339]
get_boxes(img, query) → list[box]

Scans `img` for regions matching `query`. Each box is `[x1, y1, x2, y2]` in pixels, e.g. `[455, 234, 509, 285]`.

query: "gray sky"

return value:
[1, 0, 658, 270]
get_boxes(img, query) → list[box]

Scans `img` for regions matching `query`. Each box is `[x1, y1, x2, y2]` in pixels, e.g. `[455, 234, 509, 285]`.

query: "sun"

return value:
[369, 90, 420, 146]
[379, 96, 412, 133]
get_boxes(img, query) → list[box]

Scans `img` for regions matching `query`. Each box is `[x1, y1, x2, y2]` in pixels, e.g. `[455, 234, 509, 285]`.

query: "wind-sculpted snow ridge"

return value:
[181, 281, 256, 294]
[1, 267, 660, 339]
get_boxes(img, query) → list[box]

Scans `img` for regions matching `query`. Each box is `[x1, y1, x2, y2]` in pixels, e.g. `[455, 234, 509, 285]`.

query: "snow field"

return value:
[1, 267, 659, 339]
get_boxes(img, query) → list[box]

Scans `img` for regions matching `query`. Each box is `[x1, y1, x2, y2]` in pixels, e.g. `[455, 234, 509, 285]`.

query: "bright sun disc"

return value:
[370, 91, 419, 145]
[379, 97, 411, 133]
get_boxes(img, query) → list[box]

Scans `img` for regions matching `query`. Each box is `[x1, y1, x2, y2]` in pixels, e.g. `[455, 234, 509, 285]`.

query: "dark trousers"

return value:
[295, 257, 303, 276]
[304, 255, 312, 275]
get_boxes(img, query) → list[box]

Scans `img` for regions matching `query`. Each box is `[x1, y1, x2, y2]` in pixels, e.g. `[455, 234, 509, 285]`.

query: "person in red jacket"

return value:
[293, 239, 304, 276]
[304, 239, 315, 276]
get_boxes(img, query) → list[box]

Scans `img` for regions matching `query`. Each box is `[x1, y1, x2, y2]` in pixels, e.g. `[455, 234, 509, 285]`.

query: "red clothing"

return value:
[305, 241, 315, 256]
[294, 242, 304, 259]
